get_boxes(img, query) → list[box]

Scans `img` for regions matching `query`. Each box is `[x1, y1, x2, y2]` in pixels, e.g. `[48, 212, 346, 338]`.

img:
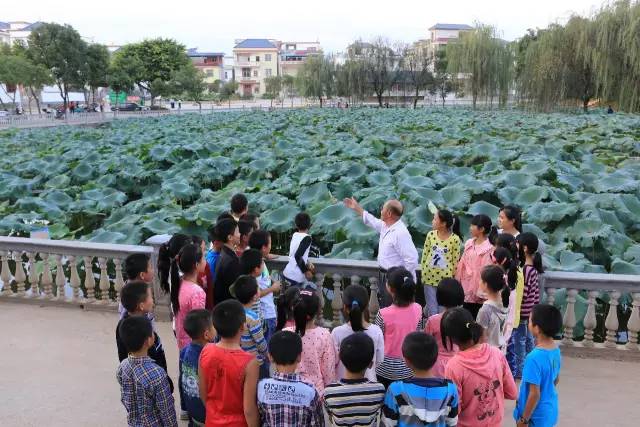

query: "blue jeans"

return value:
[507, 319, 535, 379]
[423, 286, 440, 318]
[263, 317, 276, 344]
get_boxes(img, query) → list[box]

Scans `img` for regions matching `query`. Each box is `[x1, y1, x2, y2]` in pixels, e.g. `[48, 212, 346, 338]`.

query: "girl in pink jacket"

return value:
[455, 214, 495, 319]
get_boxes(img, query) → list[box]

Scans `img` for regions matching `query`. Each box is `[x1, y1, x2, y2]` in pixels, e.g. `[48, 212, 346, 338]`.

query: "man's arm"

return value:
[517, 383, 541, 427]
[395, 231, 419, 280]
[243, 359, 260, 427]
[344, 197, 384, 233]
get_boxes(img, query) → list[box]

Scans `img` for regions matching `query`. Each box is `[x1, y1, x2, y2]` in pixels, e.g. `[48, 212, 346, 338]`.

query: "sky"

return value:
[5, 0, 606, 53]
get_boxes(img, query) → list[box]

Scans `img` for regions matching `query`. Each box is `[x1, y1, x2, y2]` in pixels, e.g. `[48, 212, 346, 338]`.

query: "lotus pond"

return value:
[1, 108, 639, 274]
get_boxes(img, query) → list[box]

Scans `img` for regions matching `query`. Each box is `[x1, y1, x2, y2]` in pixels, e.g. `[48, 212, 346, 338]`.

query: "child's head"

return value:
[492, 246, 518, 292]
[120, 280, 153, 314]
[441, 307, 484, 350]
[436, 278, 465, 309]
[339, 332, 375, 375]
[171, 243, 206, 314]
[433, 209, 462, 240]
[470, 214, 496, 241]
[294, 212, 311, 232]
[184, 309, 216, 343]
[230, 193, 249, 217]
[386, 266, 416, 307]
[342, 284, 369, 332]
[124, 253, 153, 283]
[498, 205, 522, 233]
[494, 233, 518, 258]
[216, 218, 240, 247]
[238, 219, 256, 248]
[248, 229, 271, 257]
[530, 304, 562, 339]
[517, 232, 544, 273]
[480, 264, 510, 307]
[191, 235, 206, 255]
[212, 299, 246, 339]
[293, 289, 321, 337]
[402, 332, 438, 373]
[232, 275, 259, 306]
[276, 286, 301, 331]
[118, 315, 154, 353]
[240, 212, 260, 229]
[157, 233, 191, 294]
[268, 330, 302, 367]
[240, 248, 263, 277]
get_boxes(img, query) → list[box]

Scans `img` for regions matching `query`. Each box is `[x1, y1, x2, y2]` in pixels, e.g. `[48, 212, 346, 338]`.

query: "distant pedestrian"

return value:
[178, 100, 182, 110]
[607, 105, 614, 114]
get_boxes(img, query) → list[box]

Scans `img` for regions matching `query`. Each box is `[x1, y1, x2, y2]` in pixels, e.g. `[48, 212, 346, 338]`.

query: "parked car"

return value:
[113, 103, 150, 112]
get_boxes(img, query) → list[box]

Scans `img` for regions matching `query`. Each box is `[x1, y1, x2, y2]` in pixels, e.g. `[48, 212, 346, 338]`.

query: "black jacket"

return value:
[213, 245, 241, 304]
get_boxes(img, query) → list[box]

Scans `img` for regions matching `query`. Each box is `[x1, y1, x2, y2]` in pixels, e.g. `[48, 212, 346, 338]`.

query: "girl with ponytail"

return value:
[476, 265, 510, 351]
[443, 307, 517, 427]
[374, 266, 424, 388]
[331, 284, 384, 382]
[283, 289, 336, 394]
[420, 209, 462, 318]
[157, 234, 192, 295]
[173, 243, 207, 350]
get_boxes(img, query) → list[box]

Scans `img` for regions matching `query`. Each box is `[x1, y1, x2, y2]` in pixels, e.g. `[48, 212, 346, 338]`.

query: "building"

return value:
[278, 41, 322, 77]
[427, 23, 473, 51]
[0, 22, 9, 44]
[187, 49, 225, 84]
[0, 21, 44, 45]
[223, 56, 235, 82]
[232, 38, 279, 97]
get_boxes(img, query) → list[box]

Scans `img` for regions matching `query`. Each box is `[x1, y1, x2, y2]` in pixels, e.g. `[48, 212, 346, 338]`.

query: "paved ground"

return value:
[1, 303, 638, 427]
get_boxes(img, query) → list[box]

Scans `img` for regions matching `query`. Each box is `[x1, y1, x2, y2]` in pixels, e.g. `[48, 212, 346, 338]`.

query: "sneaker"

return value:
[180, 410, 189, 421]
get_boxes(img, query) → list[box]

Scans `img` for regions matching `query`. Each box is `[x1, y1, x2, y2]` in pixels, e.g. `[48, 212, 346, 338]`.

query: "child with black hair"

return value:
[443, 307, 517, 427]
[514, 304, 562, 427]
[233, 274, 269, 376]
[375, 267, 424, 388]
[498, 205, 523, 237]
[283, 289, 336, 394]
[117, 316, 177, 427]
[173, 243, 207, 351]
[236, 219, 256, 257]
[118, 253, 155, 320]
[230, 193, 249, 221]
[205, 224, 224, 309]
[425, 278, 465, 377]
[240, 249, 266, 321]
[421, 209, 462, 318]
[199, 300, 260, 427]
[382, 332, 459, 426]
[213, 218, 242, 304]
[276, 286, 301, 331]
[283, 212, 315, 287]
[456, 214, 495, 319]
[258, 330, 324, 426]
[157, 233, 192, 295]
[249, 230, 281, 343]
[324, 333, 386, 426]
[180, 309, 216, 426]
[332, 284, 384, 382]
[477, 265, 510, 351]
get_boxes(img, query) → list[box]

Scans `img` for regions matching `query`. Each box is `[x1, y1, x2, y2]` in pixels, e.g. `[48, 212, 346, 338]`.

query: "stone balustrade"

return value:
[1, 235, 639, 354]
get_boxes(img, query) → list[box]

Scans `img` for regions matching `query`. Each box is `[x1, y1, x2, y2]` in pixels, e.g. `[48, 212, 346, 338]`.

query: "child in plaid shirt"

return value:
[116, 316, 177, 427]
[258, 331, 324, 427]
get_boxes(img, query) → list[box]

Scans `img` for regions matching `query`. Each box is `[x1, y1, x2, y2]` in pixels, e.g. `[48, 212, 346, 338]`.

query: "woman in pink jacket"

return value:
[456, 214, 495, 319]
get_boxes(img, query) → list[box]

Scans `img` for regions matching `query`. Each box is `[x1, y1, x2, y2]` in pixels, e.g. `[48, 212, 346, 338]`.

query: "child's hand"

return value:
[307, 262, 315, 272]
[305, 270, 314, 280]
[270, 281, 282, 294]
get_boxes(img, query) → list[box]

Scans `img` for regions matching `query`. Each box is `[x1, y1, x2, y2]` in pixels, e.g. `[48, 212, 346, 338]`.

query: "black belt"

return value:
[379, 267, 388, 273]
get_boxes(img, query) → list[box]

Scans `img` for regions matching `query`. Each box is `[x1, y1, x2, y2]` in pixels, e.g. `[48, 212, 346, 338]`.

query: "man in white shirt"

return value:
[343, 197, 419, 307]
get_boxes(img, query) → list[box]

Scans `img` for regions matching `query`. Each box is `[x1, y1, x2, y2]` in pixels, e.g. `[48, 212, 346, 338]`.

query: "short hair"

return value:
[120, 280, 150, 312]
[118, 316, 153, 353]
[339, 332, 374, 373]
[215, 218, 238, 243]
[123, 253, 151, 281]
[217, 212, 234, 222]
[436, 278, 465, 308]
[207, 223, 221, 243]
[402, 332, 438, 371]
[212, 300, 246, 338]
[269, 330, 303, 365]
[240, 248, 263, 275]
[230, 193, 248, 215]
[294, 212, 311, 231]
[232, 275, 258, 305]
[386, 200, 403, 217]
[248, 229, 270, 250]
[240, 212, 260, 228]
[184, 309, 213, 340]
[238, 219, 256, 237]
[531, 304, 563, 338]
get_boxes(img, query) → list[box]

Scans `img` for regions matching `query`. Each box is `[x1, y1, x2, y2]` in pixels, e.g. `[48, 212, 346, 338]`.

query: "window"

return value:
[205, 69, 214, 77]
[242, 68, 251, 77]
[254, 85, 260, 93]
[265, 69, 272, 77]
[253, 70, 258, 77]
[255, 55, 260, 62]
[265, 54, 272, 61]
[224, 71, 228, 79]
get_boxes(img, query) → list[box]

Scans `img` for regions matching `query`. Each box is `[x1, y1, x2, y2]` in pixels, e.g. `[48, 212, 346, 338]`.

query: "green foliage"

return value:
[84, 44, 110, 94]
[296, 55, 336, 107]
[169, 64, 206, 107]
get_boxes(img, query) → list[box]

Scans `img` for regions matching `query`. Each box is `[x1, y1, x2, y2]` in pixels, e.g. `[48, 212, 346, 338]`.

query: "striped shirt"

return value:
[324, 378, 386, 427]
[258, 372, 324, 427]
[520, 265, 541, 320]
[382, 378, 459, 427]
[240, 307, 268, 365]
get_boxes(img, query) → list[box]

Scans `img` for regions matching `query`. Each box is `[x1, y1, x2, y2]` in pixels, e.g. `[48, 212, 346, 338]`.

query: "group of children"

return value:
[115, 195, 562, 427]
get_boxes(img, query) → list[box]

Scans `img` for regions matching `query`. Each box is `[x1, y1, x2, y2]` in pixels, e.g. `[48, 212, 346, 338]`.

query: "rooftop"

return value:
[187, 48, 225, 57]
[234, 38, 278, 49]
[20, 21, 44, 31]
[0, 21, 9, 30]
[429, 23, 474, 31]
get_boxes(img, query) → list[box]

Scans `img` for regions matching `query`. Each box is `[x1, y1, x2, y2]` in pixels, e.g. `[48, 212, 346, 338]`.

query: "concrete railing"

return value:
[1, 235, 639, 353]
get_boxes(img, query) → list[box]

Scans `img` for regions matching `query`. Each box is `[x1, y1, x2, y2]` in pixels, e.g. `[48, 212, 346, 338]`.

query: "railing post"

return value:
[605, 291, 621, 348]
[69, 255, 81, 301]
[626, 293, 640, 351]
[368, 276, 380, 321]
[98, 257, 110, 303]
[546, 287, 557, 306]
[315, 273, 325, 326]
[27, 252, 39, 298]
[13, 252, 26, 297]
[83, 256, 95, 301]
[41, 253, 53, 298]
[113, 258, 125, 306]
[331, 274, 343, 327]
[1, 251, 12, 296]
[562, 289, 578, 345]
[54, 255, 66, 301]
[582, 291, 599, 347]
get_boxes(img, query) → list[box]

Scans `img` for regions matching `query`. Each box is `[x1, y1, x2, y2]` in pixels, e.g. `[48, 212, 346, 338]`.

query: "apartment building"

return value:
[187, 49, 225, 83]
[427, 23, 473, 51]
[232, 38, 279, 97]
[223, 56, 235, 82]
[0, 21, 44, 45]
[278, 41, 322, 77]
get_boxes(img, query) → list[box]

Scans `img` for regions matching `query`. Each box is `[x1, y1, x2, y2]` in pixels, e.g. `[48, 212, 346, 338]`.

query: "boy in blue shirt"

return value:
[514, 304, 563, 427]
[180, 309, 216, 426]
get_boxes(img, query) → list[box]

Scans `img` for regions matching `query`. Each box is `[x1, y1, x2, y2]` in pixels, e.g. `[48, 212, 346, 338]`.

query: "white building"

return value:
[0, 21, 44, 45]
[427, 23, 473, 50]
[278, 41, 322, 77]
[223, 56, 235, 82]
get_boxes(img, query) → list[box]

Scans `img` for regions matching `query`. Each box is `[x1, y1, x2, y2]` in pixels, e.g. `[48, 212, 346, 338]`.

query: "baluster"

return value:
[331, 274, 343, 327]
[626, 293, 640, 351]
[314, 273, 325, 326]
[582, 291, 599, 347]
[84, 256, 96, 301]
[562, 289, 578, 345]
[54, 255, 66, 300]
[27, 252, 39, 298]
[605, 291, 621, 348]
[1, 251, 12, 295]
[97, 257, 111, 303]
[13, 252, 27, 297]
[68, 256, 81, 301]
[546, 287, 557, 306]
[368, 277, 380, 321]
[41, 253, 53, 298]
[113, 258, 124, 306]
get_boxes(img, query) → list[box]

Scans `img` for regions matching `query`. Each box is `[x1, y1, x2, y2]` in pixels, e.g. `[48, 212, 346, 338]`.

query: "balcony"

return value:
[235, 61, 260, 67]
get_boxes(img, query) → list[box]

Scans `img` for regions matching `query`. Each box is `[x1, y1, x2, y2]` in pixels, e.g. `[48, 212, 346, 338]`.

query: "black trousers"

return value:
[463, 302, 483, 320]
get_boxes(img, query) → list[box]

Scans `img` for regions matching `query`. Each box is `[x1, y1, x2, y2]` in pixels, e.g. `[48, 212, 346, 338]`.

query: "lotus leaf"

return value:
[568, 218, 612, 247]
[260, 205, 298, 233]
[142, 218, 180, 235]
[514, 186, 548, 205]
[440, 185, 470, 211]
[313, 204, 353, 236]
[467, 201, 500, 219]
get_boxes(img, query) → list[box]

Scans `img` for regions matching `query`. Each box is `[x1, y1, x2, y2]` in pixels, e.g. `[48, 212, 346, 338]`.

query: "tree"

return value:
[84, 44, 110, 104]
[281, 74, 296, 107]
[23, 62, 53, 115]
[220, 81, 239, 108]
[364, 37, 396, 107]
[296, 54, 335, 107]
[263, 75, 282, 107]
[107, 58, 142, 109]
[27, 23, 88, 113]
[430, 50, 454, 107]
[336, 58, 368, 105]
[169, 64, 206, 111]
[111, 38, 189, 105]
[400, 42, 433, 108]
